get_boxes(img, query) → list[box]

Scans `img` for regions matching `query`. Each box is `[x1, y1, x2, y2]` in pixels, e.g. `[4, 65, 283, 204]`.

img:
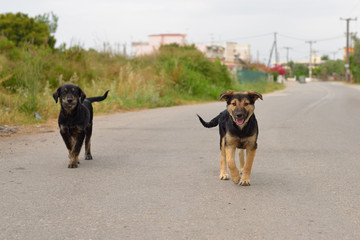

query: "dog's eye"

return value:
[244, 103, 249, 106]
[232, 103, 236, 106]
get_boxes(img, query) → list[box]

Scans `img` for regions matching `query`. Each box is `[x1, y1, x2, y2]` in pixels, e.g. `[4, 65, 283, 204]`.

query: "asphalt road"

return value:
[1, 82, 360, 239]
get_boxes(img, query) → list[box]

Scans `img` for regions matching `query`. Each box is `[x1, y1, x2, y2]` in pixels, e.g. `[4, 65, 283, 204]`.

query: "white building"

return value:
[132, 34, 187, 56]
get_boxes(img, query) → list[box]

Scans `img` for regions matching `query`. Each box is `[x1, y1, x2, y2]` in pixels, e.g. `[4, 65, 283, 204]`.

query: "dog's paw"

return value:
[232, 175, 241, 184]
[85, 154, 93, 160]
[240, 177, 250, 186]
[219, 173, 229, 180]
[68, 163, 78, 168]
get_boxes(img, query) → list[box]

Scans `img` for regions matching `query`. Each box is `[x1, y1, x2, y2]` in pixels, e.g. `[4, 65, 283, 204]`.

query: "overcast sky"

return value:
[2, 0, 360, 63]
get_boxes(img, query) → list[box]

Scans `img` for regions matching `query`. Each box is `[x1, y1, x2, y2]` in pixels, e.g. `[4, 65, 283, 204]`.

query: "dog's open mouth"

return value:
[235, 118, 245, 125]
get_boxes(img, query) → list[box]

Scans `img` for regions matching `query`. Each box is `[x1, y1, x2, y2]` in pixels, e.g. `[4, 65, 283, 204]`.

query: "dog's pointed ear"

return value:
[52, 87, 61, 103]
[78, 87, 86, 103]
[248, 90, 263, 102]
[219, 90, 235, 101]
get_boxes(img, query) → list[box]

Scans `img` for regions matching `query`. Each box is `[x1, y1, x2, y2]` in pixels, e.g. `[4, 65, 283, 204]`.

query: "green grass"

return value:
[0, 44, 284, 126]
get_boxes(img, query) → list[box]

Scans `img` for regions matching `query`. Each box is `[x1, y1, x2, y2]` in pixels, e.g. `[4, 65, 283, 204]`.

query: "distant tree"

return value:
[35, 12, 58, 34]
[292, 63, 308, 78]
[0, 12, 56, 48]
[321, 55, 329, 61]
[350, 37, 360, 83]
[316, 60, 345, 80]
[34, 12, 58, 48]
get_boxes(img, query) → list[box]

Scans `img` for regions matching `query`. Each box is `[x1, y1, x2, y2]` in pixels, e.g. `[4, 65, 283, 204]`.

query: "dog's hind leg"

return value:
[84, 124, 93, 160]
[225, 146, 240, 184]
[219, 137, 229, 180]
[239, 149, 245, 174]
[240, 148, 256, 186]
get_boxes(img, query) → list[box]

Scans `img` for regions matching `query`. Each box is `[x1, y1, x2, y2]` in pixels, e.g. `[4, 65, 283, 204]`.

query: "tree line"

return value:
[1, 12, 359, 83]
[0, 12, 58, 49]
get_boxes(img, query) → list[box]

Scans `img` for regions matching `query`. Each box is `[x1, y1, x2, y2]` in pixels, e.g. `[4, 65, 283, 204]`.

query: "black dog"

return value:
[197, 90, 262, 186]
[53, 84, 109, 168]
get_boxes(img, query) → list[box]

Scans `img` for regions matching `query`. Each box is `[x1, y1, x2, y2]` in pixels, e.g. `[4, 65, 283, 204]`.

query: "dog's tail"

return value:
[197, 114, 220, 128]
[86, 90, 109, 103]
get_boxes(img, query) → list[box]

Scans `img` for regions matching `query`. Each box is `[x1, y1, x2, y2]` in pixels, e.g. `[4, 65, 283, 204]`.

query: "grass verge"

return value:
[0, 44, 284, 127]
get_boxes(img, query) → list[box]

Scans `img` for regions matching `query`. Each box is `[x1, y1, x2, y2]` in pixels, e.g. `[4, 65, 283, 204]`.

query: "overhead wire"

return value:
[212, 31, 346, 63]
[225, 32, 273, 42]
[347, 0, 360, 17]
[278, 33, 345, 42]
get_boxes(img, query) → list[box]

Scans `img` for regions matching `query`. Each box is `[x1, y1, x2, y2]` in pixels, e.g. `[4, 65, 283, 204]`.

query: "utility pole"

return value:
[267, 32, 278, 67]
[305, 41, 316, 82]
[283, 47, 292, 77]
[330, 51, 338, 60]
[283, 47, 292, 63]
[123, 43, 127, 56]
[340, 17, 357, 82]
[274, 32, 278, 65]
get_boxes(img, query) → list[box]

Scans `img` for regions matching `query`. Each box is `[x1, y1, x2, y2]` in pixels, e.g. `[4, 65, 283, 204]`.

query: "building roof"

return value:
[149, 33, 186, 37]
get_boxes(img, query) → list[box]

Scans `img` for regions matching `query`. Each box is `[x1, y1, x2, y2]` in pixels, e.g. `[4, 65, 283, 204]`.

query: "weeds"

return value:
[0, 44, 284, 126]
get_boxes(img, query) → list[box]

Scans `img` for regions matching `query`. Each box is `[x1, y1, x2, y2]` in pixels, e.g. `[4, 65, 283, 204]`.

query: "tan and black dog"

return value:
[53, 84, 109, 168]
[197, 90, 263, 186]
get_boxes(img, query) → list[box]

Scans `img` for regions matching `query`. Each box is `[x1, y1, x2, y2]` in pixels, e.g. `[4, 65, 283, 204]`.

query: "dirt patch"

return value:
[0, 119, 58, 137]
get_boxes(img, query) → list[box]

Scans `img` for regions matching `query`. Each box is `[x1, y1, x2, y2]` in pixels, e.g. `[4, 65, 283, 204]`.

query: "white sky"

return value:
[2, 0, 360, 63]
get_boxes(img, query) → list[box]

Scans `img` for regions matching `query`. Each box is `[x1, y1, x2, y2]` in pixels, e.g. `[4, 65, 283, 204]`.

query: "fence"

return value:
[237, 70, 269, 83]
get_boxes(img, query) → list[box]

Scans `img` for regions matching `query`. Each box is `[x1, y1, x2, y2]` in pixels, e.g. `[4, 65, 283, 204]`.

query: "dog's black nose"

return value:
[236, 113, 243, 118]
[67, 99, 73, 103]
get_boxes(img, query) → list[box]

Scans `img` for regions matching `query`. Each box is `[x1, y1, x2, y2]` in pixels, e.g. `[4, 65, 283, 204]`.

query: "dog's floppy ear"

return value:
[52, 87, 61, 103]
[247, 90, 263, 102]
[77, 87, 86, 103]
[219, 90, 235, 101]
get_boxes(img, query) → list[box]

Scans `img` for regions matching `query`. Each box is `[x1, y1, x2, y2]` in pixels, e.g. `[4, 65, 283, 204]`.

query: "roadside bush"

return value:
[0, 36, 15, 51]
[0, 43, 282, 125]
[144, 44, 232, 98]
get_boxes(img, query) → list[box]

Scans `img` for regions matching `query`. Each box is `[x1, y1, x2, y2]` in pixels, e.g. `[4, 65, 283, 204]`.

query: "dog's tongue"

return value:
[236, 118, 244, 125]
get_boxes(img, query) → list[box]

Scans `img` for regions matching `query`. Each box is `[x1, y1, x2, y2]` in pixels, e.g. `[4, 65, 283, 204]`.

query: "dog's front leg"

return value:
[240, 148, 256, 186]
[68, 130, 86, 168]
[239, 149, 245, 174]
[219, 138, 229, 180]
[60, 126, 73, 158]
[225, 145, 240, 184]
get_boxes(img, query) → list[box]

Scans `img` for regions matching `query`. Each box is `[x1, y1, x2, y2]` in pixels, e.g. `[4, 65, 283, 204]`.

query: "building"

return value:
[225, 43, 251, 64]
[195, 43, 225, 60]
[280, 54, 322, 67]
[132, 34, 251, 72]
[132, 34, 187, 56]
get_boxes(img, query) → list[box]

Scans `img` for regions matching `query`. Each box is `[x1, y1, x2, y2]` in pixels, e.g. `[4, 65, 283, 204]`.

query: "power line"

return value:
[316, 35, 345, 42]
[278, 34, 307, 41]
[347, 0, 360, 16]
[225, 32, 273, 42]
[278, 33, 344, 42]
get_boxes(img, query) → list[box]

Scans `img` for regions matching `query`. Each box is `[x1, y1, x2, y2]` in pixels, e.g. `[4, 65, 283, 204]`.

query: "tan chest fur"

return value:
[225, 132, 257, 150]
